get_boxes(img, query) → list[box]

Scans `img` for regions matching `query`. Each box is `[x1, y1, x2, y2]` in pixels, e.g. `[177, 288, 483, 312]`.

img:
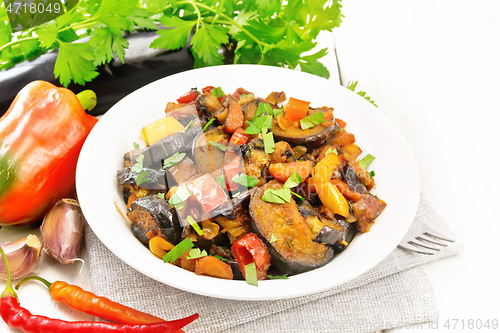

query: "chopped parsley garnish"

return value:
[212, 255, 228, 261]
[245, 262, 258, 287]
[187, 215, 204, 236]
[133, 142, 140, 150]
[325, 147, 338, 156]
[168, 185, 191, 209]
[209, 141, 227, 151]
[261, 187, 292, 204]
[300, 112, 325, 130]
[186, 248, 207, 260]
[272, 107, 284, 118]
[210, 86, 225, 98]
[283, 172, 302, 189]
[269, 234, 277, 243]
[184, 119, 194, 131]
[163, 238, 194, 264]
[203, 118, 216, 131]
[215, 175, 226, 189]
[244, 114, 272, 135]
[369, 170, 376, 178]
[267, 274, 289, 280]
[163, 152, 186, 169]
[135, 170, 150, 185]
[232, 174, 259, 188]
[291, 191, 304, 200]
[239, 94, 254, 100]
[157, 193, 165, 200]
[262, 128, 275, 154]
[255, 103, 273, 117]
[359, 154, 376, 170]
[131, 154, 145, 173]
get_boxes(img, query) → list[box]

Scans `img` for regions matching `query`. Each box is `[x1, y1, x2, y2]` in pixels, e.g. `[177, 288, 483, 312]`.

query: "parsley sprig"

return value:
[0, 0, 343, 86]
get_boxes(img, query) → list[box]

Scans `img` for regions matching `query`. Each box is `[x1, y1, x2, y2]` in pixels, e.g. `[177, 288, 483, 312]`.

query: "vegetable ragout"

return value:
[117, 86, 387, 285]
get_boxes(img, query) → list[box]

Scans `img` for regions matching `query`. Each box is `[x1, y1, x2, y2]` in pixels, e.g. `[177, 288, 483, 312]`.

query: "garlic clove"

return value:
[0, 234, 42, 280]
[40, 198, 85, 264]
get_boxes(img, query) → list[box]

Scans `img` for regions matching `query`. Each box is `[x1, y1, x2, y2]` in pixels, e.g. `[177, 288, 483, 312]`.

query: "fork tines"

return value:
[399, 222, 455, 255]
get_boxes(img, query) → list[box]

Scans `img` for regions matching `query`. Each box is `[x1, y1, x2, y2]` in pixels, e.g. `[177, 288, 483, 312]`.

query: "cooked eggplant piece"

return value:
[227, 259, 245, 280]
[242, 99, 265, 122]
[127, 195, 182, 246]
[272, 121, 338, 149]
[130, 127, 201, 168]
[167, 157, 201, 185]
[192, 128, 230, 174]
[332, 218, 357, 253]
[196, 93, 225, 119]
[313, 226, 343, 246]
[249, 180, 335, 275]
[117, 167, 167, 190]
[343, 164, 367, 194]
[210, 189, 253, 219]
[265, 91, 286, 104]
[297, 201, 318, 217]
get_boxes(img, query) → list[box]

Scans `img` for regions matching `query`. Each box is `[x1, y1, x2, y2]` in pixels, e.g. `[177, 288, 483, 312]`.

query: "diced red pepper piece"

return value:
[185, 174, 228, 212]
[229, 128, 249, 146]
[336, 118, 346, 128]
[284, 97, 310, 122]
[231, 233, 271, 280]
[232, 87, 253, 100]
[223, 155, 242, 192]
[176, 89, 199, 103]
[202, 86, 216, 94]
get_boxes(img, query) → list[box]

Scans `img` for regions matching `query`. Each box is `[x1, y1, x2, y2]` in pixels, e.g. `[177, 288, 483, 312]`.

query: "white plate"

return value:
[76, 65, 419, 300]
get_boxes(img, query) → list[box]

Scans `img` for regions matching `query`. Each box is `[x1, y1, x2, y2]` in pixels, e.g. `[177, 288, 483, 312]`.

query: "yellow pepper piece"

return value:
[313, 152, 342, 183]
[149, 236, 175, 258]
[316, 181, 350, 218]
[140, 116, 185, 146]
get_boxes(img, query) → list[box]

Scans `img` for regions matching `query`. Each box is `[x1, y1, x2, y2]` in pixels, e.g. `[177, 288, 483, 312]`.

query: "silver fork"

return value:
[398, 219, 455, 255]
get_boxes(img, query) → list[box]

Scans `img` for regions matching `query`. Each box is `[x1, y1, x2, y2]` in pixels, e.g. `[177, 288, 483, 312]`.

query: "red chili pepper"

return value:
[0, 81, 98, 226]
[15, 276, 166, 325]
[176, 88, 200, 103]
[231, 233, 270, 280]
[0, 246, 198, 332]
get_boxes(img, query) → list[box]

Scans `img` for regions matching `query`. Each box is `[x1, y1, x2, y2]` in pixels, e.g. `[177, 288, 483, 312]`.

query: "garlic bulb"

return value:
[40, 198, 85, 264]
[0, 234, 42, 280]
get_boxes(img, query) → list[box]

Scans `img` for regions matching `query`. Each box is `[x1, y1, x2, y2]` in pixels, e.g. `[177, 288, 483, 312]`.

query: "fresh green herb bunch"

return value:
[0, 0, 343, 87]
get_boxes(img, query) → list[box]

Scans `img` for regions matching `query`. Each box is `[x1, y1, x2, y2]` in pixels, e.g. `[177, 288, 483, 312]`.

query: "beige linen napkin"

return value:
[85, 194, 463, 333]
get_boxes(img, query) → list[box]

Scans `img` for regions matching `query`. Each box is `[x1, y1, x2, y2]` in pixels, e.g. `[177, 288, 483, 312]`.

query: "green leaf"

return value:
[203, 118, 216, 131]
[325, 148, 338, 156]
[163, 152, 186, 169]
[168, 184, 191, 208]
[54, 41, 99, 87]
[89, 28, 129, 66]
[299, 48, 330, 79]
[283, 172, 302, 189]
[244, 114, 272, 135]
[300, 112, 325, 130]
[157, 193, 165, 199]
[187, 215, 204, 236]
[261, 187, 292, 204]
[131, 154, 145, 173]
[163, 238, 194, 263]
[215, 175, 226, 189]
[239, 94, 254, 100]
[190, 23, 228, 66]
[184, 120, 194, 131]
[210, 86, 225, 98]
[99, 16, 134, 35]
[232, 174, 259, 188]
[359, 154, 376, 170]
[255, 103, 272, 117]
[150, 16, 195, 50]
[369, 170, 376, 178]
[37, 24, 58, 48]
[135, 170, 150, 185]
[291, 191, 304, 200]
[186, 248, 207, 259]
[245, 262, 258, 287]
[267, 274, 289, 279]
[94, 0, 136, 18]
[262, 128, 275, 154]
[304, 0, 343, 40]
[269, 234, 277, 243]
[133, 142, 140, 149]
[346, 81, 377, 107]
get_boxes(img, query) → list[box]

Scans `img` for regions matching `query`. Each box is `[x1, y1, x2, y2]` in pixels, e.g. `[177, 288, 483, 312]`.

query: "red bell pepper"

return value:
[231, 233, 271, 280]
[185, 173, 228, 213]
[201, 86, 216, 94]
[176, 88, 200, 104]
[0, 81, 98, 225]
[229, 127, 249, 146]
